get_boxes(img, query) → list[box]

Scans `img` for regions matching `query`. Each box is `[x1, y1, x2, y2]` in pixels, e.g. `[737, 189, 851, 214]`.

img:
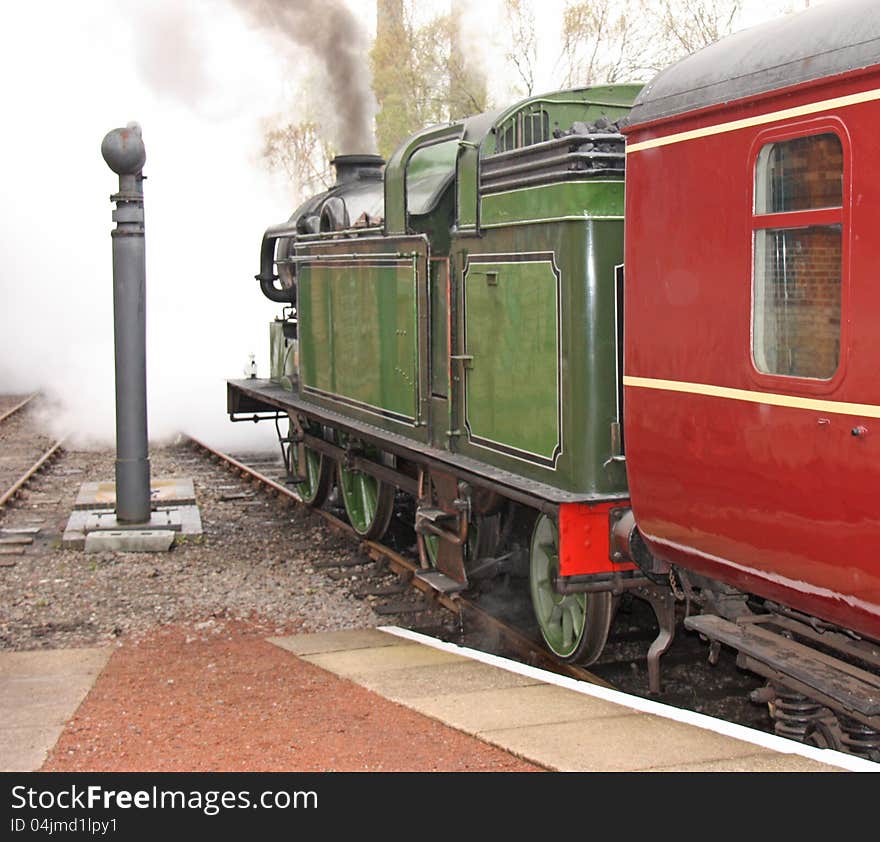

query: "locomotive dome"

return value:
[627, 0, 880, 126]
[288, 153, 386, 235]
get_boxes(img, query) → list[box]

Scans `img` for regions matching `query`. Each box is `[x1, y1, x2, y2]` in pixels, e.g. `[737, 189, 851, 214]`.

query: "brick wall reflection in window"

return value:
[752, 134, 843, 379]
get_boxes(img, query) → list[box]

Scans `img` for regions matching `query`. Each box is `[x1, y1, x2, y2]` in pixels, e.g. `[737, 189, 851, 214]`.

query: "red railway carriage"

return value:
[622, 1, 880, 641]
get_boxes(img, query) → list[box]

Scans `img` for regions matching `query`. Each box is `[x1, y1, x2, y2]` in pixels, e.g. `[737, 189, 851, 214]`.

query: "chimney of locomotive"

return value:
[331, 153, 385, 185]
[101, 123, 151, 524]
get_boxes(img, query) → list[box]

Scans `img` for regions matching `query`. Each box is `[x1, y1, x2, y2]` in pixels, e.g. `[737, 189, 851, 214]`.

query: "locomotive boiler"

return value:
[229, 0, 880, 760]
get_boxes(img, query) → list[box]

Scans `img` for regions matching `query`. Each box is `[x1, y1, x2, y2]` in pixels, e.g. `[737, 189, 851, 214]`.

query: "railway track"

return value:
[0, 394, 65, 511]
[184, 434, 781, 738]
[0, 393, 37, 425]
[184, 434, 612, 689]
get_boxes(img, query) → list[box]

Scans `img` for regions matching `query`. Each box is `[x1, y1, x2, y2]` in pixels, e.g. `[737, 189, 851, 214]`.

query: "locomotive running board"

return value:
[227, 379, 629, 509]
[685, 614, 880, 718]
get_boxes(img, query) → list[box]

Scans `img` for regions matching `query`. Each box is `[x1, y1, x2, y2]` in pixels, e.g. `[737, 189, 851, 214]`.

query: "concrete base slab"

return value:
[0, 647, 111, 772]
[86, 510, 182, 532]
[84, 530, 176, 553]
[62, 487, 202, 550]
[270, 628, 847, 772]
[74, 477, 196, 510]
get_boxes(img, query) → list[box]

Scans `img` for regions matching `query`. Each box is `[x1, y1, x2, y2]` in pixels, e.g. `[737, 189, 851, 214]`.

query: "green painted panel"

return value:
[481, 181, 623, 227]
[299, 262, 418, 420]
[456, 143, 479, 229]
[452, 219, 627, 496]
[464, 260, 559, 462]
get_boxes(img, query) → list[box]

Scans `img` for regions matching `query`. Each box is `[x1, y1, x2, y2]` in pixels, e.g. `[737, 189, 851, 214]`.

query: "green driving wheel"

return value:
[289, 422, 332, 507]
[336, 440, 395, 539]
[529, 513, 612, 664]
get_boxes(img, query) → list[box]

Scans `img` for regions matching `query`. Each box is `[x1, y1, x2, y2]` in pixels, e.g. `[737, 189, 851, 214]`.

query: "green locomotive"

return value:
[229, 85, 653, 666]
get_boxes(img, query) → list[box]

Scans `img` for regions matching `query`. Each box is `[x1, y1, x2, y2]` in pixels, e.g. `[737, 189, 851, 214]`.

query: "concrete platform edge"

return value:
[379, 626, 879, 773]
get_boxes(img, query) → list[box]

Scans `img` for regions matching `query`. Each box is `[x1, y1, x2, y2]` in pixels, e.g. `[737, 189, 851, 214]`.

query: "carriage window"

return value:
[752, 133, 843, 380]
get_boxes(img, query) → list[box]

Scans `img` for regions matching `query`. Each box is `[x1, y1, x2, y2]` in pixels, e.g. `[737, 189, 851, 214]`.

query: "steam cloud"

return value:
[0, 1, 293, 453]
[233, 0, 378, 153]
[131, 3, 212, 112]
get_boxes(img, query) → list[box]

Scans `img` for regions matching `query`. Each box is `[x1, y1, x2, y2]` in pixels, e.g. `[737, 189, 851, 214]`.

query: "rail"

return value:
[0, 393, 38, 426]
[184, 433, 612, 689]
[0, 440, 66, 509]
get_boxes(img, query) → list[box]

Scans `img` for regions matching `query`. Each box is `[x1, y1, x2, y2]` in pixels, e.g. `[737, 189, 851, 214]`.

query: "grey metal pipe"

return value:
[256, 224, 295, 304]
[101, 123, 151, 524]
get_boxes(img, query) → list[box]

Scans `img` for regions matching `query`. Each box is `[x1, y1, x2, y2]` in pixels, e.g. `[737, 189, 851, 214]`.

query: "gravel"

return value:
[0, 437, 384, 651]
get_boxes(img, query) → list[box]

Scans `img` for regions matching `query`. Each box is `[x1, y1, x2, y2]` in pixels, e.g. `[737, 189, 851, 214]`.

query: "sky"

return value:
[0, 0, 827, 452]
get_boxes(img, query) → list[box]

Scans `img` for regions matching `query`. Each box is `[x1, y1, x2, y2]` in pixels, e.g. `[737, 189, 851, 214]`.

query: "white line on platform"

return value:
[379, 625, 880, 773]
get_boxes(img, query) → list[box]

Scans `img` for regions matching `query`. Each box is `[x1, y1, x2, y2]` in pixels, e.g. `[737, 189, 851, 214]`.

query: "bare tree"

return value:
[561, 0, 750, 89]
[561, 1, 653, 87]
[503, 0, 538, 96]
[646, 0, 743, 55]
[261, 118, 335, 202]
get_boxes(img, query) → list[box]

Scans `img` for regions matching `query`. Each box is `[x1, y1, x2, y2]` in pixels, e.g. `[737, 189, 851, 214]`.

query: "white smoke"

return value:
[0, 0, 331, 452]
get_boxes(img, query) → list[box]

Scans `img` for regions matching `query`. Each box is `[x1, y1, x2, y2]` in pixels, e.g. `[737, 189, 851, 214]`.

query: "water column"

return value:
[101, 124, 151, 523]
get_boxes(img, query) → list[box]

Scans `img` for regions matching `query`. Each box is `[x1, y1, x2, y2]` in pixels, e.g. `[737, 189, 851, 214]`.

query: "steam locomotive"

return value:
[228, 0, 880, 759]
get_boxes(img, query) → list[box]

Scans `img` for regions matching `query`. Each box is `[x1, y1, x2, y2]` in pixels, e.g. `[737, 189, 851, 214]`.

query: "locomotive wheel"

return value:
[294, 447, 333, 506]
[529, 513, 612, 664]
[423, 523, 479, 568]
[336, 439, 395, 539]
[423, 514, 501, 573]
[289, 422, 333, 507]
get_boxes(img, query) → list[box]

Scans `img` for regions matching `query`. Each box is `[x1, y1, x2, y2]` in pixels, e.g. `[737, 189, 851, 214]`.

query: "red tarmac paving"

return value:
[1, 622, 860, 773]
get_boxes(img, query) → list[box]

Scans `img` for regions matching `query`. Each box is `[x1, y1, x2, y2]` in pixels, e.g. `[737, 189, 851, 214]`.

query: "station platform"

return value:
[3, 627, 877, 772]
[271, 627, 874, 772]
[1, 647, 110, 772]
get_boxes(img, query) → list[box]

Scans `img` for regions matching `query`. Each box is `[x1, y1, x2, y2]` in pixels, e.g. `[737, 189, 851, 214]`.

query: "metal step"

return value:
[685, 614, 880, 716]
[414, 570, 467, 594]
